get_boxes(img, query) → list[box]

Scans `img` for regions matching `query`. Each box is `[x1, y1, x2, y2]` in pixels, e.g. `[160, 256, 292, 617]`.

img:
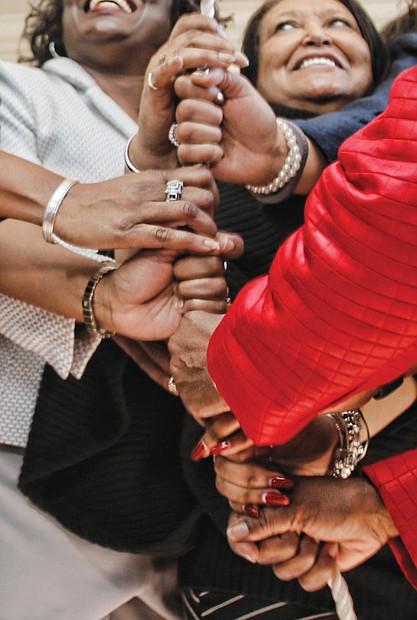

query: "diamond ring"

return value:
[165, 179, 184, 201]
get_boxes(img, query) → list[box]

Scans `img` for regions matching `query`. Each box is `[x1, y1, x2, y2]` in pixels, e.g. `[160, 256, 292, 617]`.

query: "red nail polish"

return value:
[243, 504, 259, 519]
[270, 476, 294, 490]
[209, 441, 230, 456]
[263, 492, 290, 506]
[191, 441, 207, 461]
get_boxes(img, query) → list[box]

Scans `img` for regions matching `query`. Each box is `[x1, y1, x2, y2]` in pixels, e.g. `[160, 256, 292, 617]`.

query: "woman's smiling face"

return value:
[62, 0, 173, 71]
[256, 0, 373, 113]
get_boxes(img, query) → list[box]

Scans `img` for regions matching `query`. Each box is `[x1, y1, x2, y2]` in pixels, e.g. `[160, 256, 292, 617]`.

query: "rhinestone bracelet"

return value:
[326, 409, 370, 479]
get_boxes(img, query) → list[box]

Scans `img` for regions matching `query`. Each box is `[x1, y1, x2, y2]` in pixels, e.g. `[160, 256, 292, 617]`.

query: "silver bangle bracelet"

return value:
[124, 134, 141, 174]
[326, 409, 370, 479]
[42, 178, 79, 243]
[246, 119, 302, 196]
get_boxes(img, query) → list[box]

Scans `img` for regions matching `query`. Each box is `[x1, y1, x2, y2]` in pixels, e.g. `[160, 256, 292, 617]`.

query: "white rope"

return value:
[198, 4, 355, 620]
[200, 0, 215, 17]
[328, 571, 357, 620]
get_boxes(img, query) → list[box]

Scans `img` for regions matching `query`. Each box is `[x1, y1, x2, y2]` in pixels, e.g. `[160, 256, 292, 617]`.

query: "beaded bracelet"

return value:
[326, 409, 370, 479]
[246, 118, 303, 196]
[82, 264, 117, 339]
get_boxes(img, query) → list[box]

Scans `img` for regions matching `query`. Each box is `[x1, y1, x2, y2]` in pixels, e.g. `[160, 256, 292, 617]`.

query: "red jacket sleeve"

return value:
[364, 452, 417, 588]
[207, 65, 417, 446]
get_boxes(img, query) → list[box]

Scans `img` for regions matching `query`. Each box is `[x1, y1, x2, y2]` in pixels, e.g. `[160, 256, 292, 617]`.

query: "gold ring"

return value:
[147, 72, 159, 91]
[168, 376, 178, 395]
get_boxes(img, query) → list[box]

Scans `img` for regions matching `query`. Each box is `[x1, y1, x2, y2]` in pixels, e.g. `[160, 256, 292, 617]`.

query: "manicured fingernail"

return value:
[243, 504, 259, 519]
[270, 476, 294, 490]
[203, 238, 220, 250]
[218, 52, 237, 64]
[262, 492, 290, 506]
[175, 298, 184, 310]
[221, 237, 236, 252]
[236, 51, 250, 67]
[227, 521, 250, 541]
[209, 441, 230, 456]
[191, 440, 208, 461]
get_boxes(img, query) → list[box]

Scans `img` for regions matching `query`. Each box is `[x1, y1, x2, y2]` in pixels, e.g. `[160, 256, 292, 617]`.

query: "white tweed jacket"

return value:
[0, 58, 138, 446]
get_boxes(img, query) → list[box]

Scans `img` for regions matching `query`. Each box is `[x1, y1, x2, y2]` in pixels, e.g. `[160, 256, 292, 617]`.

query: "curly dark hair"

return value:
[20, 0, 216, 66]
[241, 0, 389, 92]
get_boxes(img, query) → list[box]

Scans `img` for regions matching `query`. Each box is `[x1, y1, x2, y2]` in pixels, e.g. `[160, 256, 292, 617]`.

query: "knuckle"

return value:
[298, 574, 322, 592]
[179, 122, 196, 142]
[247, 473, 259, 488]
[181, 201, 199, 218]
[199, 167, 214, 185]
[154, 227, 170, 242]
[194, 190, 214, 212]
[177, 99, 198, 120]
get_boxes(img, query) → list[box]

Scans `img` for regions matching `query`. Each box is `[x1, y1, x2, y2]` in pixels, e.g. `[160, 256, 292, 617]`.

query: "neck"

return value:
[270, 102, 318, 120]
[83, 65, 145, 120]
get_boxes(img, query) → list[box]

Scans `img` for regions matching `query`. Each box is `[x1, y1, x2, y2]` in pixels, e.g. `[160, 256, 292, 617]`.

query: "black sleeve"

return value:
[362, 397, 417, 467]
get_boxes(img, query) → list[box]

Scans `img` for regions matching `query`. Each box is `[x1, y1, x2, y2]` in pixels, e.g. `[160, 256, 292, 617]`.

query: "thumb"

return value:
[190, 67, 252, 100]
[227, 507, 294, 544]
[216, 231, 244, 259]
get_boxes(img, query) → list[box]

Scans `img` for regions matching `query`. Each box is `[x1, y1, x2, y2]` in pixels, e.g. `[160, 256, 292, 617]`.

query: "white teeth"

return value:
[299, 57, 336, 69]
[89, 0, 132, 13]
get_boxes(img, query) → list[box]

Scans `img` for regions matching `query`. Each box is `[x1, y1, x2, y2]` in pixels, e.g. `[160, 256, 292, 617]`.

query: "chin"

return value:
[308, 99, 346, 113]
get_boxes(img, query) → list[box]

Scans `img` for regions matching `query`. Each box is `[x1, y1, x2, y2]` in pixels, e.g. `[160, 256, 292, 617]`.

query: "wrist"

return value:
[83, 265, 116, 337]
[325, 409, 370, 479]
[246, 119, 308, 203]
[267, 123, 289, 181]
[251, 120, 288, 186]
[125, 132, 178, 173]
[354, 477, 400, 539]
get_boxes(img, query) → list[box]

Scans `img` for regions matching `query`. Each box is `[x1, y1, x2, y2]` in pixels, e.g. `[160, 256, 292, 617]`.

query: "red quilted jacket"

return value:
[207, 66, 417, 586]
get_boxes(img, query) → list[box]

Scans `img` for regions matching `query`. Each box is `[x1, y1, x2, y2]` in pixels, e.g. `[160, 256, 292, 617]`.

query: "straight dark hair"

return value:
[241, 0, 389, 91]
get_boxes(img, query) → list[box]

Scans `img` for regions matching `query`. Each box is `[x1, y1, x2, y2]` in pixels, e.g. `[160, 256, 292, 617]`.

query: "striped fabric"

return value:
[182, 589, 338, 620]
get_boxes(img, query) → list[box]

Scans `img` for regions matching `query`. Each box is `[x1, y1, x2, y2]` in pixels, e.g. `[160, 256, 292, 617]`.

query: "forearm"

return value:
[0, 219, 99, 322]
[0, 152, 64, 225]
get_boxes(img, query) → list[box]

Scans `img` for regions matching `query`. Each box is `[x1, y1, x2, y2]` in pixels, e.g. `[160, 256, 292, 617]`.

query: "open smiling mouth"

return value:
[85, 0, 137, 14]
[296, 57, 339, 70]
